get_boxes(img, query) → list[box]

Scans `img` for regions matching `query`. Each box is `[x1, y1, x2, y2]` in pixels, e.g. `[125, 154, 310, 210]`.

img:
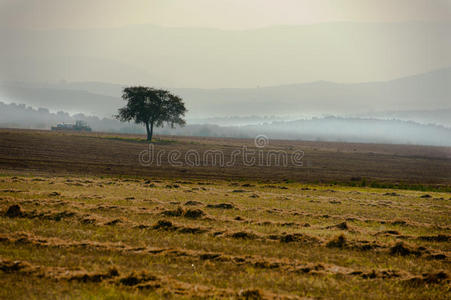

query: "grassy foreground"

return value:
[0, 173, 449, 299]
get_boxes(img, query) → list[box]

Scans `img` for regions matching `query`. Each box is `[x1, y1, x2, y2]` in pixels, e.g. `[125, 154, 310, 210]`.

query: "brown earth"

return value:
[0, 129, 450, 187]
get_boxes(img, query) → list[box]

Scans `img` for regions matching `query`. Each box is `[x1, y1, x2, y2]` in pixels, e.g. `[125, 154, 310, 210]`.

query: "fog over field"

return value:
[0, 0, 450, 145]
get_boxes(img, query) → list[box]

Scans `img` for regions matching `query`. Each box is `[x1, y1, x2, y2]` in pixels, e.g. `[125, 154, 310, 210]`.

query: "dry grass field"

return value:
[0, 129, 450, 299]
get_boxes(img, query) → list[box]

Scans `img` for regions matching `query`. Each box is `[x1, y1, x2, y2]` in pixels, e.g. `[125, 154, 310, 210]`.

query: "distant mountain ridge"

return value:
[1, 101, 451, 147]
[1, 67, 450, 125]
[1, 22, 450, 87]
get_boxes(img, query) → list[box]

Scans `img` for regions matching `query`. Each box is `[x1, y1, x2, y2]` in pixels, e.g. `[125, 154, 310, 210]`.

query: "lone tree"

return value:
[116, 87, 187, 141]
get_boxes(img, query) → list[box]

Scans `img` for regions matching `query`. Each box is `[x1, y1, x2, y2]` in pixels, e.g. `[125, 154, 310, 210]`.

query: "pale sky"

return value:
[0, 0, 450, 88]
[0, 0, 450, 30]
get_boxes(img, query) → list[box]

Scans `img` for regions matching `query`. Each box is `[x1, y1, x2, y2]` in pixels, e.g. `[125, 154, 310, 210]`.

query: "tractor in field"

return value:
[51, 120, 92, 132]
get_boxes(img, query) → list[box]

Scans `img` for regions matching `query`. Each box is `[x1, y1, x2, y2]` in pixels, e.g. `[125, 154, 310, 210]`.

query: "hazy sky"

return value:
[0, 0, 450, 88]
[1, 0, 450, 29]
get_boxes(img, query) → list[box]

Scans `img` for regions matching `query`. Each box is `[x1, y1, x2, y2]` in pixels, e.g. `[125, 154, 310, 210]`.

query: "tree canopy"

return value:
[116, 87, 187, 141]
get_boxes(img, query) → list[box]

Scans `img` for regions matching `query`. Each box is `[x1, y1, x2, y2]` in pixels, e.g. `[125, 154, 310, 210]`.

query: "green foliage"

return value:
[360, 178, 367, 187]
[116, 87, 187, 140]
[352, 181, 451, 192]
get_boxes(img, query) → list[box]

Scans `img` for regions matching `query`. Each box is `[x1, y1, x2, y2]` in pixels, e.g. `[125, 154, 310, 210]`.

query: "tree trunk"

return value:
[145, 122, 153, 141]
[150, 122, 154, 141]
